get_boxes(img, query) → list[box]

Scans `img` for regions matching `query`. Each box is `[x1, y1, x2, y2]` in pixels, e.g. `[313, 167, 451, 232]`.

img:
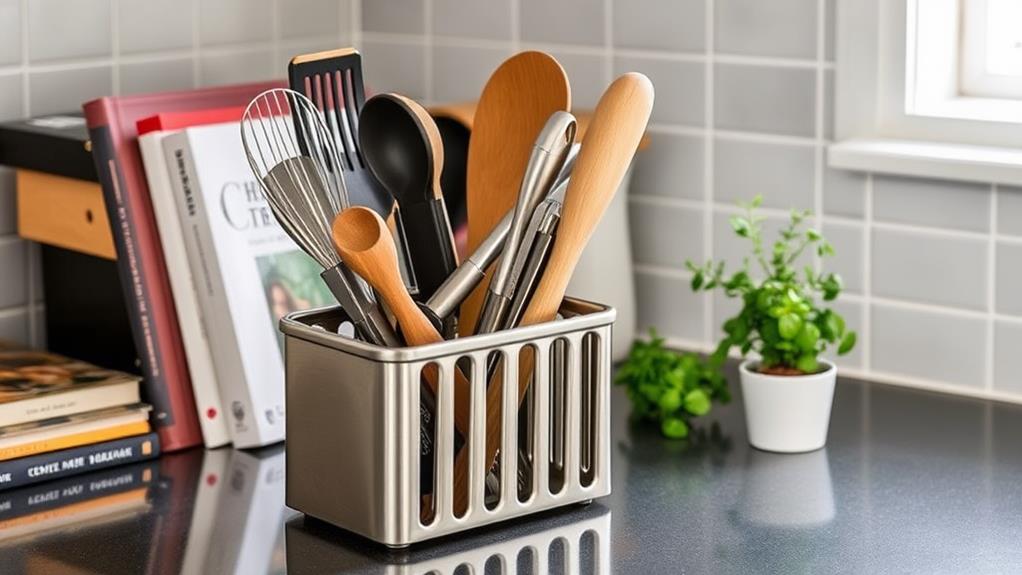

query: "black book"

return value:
[0, 113, 96, 181]
[0, 432, 159, 493]
[0, 459, 156, 524]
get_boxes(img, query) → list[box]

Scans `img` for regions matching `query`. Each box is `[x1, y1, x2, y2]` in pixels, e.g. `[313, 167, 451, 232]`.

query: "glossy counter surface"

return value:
[3, 372, 1022, 574]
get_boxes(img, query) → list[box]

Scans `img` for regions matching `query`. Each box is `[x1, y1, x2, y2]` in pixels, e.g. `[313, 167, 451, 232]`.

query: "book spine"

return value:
[82, 100, 202, 452]
[0, 432, 159, 492]
[163, 134, 265, 448]
[0, 460, 156, 522]
[0, 380, 140, 428]
[138, 134, 231, 448]
[0, 420, 151, 461]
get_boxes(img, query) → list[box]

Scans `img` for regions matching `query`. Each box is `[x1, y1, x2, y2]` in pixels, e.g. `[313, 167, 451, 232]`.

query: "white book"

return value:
[138, 130, 231, 449]
[162, 123, 332, 448]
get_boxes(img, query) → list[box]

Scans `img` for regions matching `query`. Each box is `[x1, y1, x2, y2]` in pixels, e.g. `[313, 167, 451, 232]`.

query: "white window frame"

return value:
[829, 0, 1022, 185]
[959, 0, 1022, 99]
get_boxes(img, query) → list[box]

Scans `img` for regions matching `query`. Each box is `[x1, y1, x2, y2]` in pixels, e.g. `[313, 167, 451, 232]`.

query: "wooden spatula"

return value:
[459, 51, 570, 336]
[451, 72, 654, 511]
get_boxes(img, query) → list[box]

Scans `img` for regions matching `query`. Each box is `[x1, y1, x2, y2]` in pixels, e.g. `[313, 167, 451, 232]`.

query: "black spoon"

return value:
[359, 94, 458, 302]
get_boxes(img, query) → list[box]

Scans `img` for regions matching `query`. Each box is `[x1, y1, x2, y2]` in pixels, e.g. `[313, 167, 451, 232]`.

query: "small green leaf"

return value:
[661, 417, 689, 439]
[838, 331, 857, 355]
[824, 312, 845, 339]
[806, 228, 822, 241]
[795, 323, 821, 352]
[730, 216, 751, 237]
[691, 270, 704, 291]
[684, 389, 711, 416]
[750, 195, 763, 208]
[796, 354, 819, 373]
[658, 388, 682, 413]
[778, 314, 802, 339]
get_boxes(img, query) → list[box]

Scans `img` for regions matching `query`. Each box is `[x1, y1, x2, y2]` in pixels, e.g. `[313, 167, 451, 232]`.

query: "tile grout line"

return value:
[350, 0, 362, 50]
[603, 0, 613, 85]
[813, 0, 825, 275]
[270, 0, 280, 84]
[510, 0, 520, 52]
[701, 0, 715, 347]
[110, 0, 120, 96]
[191, 0, 200, 87]
[986, 185, 998, 391]
[862, 174, 874, 372]
[19, 0, 28, 118]
[423, 0, 434, 104]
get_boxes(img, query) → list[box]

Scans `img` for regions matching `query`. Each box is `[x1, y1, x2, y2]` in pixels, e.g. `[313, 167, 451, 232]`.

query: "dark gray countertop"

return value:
[3, 371, 1022, 574]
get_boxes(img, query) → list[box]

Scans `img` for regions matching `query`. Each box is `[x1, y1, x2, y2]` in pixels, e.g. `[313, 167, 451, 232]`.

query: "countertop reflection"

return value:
[4, 371, 1022, 574]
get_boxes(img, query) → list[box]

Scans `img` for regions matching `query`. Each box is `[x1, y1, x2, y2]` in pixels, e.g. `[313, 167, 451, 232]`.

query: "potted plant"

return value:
[687, 196, 855, 453]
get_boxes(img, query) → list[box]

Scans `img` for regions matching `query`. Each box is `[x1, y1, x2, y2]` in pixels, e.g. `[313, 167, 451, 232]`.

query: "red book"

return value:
[82, 81, 283, 452]
[135, 106, 245, 136]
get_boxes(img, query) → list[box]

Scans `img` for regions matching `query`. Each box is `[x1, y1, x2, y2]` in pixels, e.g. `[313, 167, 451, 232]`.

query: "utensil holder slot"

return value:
[281, 297, 614, 547]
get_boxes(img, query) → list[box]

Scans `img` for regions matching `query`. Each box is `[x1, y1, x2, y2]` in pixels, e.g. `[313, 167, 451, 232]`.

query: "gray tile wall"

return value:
[1, 0, 1021, 403]
[0, 0, 356, 347]
[357, 0, 1022, 402]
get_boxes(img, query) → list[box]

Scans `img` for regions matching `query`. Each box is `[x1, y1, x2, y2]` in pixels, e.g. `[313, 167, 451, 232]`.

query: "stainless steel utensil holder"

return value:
[281, 297, 614, 547]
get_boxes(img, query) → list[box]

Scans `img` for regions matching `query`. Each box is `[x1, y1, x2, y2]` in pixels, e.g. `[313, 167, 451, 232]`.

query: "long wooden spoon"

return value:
[452, 72, 654, 508]
[460, 51, 570, 336]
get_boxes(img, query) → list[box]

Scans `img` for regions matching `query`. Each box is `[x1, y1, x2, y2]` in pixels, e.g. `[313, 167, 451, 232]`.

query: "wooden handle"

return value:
[452, 73, 654, 514]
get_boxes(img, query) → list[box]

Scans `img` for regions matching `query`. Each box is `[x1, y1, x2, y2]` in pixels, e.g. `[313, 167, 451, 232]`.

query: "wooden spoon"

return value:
[452, 72, 654, 509]
[460, 51, 570, 336]
[332, 207, 470, 433]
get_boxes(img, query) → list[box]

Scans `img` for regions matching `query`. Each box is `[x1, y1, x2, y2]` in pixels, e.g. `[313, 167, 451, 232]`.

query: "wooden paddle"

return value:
[451, 73, 654, 512]
[460, 51, 570, 337]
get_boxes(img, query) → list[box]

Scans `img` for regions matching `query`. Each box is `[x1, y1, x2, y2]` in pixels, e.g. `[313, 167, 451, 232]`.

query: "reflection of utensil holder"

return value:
[737, 448, 835, 528]
[280, 297, 615, 547]
[285, 505, 611, 574]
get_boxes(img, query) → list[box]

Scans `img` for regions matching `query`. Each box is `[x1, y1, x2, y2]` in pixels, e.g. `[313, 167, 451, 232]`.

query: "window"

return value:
[830, 0, 1022, 186]
[906, 0, 1022, 124]
[960, 0, 1022, 99]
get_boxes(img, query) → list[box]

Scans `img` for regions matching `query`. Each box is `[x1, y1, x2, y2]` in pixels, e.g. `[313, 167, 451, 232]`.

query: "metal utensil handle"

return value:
[476, 113, 576, 335]
[425, 208, 513, 319]
[320, 264, 402, 347]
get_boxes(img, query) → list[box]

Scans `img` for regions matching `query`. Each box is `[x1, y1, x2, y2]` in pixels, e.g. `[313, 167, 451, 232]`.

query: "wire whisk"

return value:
[240, 88, 400, 347]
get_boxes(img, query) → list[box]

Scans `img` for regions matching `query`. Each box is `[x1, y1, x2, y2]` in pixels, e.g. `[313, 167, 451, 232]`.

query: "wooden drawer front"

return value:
[17, 169, 116, 260]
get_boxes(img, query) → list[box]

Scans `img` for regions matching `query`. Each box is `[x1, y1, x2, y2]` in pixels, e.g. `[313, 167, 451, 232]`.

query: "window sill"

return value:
[828, 138, 1022, 186]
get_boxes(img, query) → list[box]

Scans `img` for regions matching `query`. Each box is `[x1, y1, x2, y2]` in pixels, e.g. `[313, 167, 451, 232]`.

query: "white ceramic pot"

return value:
[739, 359, 836, 453]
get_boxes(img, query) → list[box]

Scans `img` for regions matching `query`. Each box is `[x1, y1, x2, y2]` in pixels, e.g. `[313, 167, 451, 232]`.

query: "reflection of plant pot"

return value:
[739, 359, 836, 453]
[737, 448, 835, 528]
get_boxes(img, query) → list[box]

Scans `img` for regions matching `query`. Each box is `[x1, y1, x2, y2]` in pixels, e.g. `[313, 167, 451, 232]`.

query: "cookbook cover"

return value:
[82, 81, 282, 452]
[163, 122, 331, 448]
[0, 345, 141, 427]
[137, 109, 249, 449]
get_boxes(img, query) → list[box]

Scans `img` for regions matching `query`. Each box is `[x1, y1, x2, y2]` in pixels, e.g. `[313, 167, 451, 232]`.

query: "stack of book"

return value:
[0, 80, 310, 452]
[0, 342, 159, 493]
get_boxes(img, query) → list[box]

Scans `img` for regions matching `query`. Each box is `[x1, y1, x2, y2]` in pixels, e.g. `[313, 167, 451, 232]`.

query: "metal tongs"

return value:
[475, 112, 577, 335]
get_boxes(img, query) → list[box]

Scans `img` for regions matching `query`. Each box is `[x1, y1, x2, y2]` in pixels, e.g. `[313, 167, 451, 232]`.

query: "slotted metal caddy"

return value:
[281, 297, 615, 547]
